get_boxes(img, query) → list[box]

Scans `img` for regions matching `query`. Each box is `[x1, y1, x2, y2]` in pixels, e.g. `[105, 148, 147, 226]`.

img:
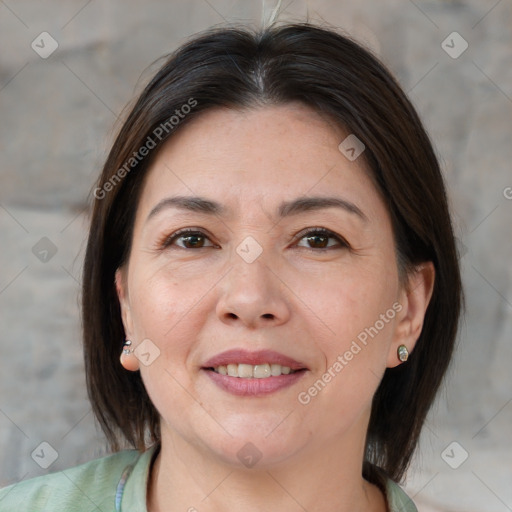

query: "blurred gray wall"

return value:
[1, 1, 511, 510]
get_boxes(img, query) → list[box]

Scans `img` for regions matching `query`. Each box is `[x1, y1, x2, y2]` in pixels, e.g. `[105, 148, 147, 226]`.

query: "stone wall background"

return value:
[1, 1, 511, 510]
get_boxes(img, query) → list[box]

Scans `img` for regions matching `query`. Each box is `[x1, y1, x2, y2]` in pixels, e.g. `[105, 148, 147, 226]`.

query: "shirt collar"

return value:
[120, 444, 160, 512]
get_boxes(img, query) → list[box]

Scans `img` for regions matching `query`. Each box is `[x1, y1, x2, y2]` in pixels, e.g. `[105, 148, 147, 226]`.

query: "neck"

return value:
[147, 426, 386, 512]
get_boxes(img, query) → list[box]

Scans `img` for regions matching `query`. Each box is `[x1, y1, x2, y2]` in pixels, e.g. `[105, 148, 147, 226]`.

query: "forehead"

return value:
[137, 104, 382, 220]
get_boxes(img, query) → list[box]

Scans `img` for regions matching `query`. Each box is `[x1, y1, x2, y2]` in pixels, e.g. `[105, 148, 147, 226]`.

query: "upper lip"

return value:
[202, 349, 308, 371]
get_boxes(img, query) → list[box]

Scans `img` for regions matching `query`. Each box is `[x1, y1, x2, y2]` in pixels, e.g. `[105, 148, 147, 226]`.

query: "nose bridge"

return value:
[216, 236, 290, 327]
[229, 236, 279, 301]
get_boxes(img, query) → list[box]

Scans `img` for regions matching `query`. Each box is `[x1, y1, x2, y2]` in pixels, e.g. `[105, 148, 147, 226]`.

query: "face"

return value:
[117, 104, 415, 468]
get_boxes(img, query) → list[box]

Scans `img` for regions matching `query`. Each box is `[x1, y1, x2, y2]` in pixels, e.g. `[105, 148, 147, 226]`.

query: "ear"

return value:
[116, 268, 140, 372]
[115, 267, 134, 341]
[387, 262, 435, 368]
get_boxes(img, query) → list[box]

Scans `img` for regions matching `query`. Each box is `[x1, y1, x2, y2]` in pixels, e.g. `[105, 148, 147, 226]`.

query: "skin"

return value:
[116, 103, 435, 512]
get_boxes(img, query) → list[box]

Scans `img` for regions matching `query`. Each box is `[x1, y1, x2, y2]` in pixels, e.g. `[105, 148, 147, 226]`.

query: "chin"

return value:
[215, 441, 302, 470]
[198, 421, 307, 470]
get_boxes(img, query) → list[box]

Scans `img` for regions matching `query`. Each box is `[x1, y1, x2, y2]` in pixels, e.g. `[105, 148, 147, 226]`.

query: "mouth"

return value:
[206, 363, 303, 378]
[201, 349, 308, 396]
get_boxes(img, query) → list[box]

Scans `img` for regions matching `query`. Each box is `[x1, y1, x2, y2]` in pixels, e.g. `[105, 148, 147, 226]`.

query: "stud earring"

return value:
[120, 340, 140, 372]
[122, 340, 133, 355]
[397, 344, 409, 362]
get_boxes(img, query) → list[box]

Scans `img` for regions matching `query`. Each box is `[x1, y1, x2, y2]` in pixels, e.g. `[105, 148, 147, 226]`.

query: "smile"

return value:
[201, 349, 308, 396]
[210, 363, 299, 378]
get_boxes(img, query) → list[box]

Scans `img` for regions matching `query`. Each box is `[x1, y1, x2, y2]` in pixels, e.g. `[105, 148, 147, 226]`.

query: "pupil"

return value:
[308, 235, 327, 248]
[185, 235, 203, 247]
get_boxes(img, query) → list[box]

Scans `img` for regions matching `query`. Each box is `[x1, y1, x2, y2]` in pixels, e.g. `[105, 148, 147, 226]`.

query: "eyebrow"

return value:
[146, 195, 368, 223]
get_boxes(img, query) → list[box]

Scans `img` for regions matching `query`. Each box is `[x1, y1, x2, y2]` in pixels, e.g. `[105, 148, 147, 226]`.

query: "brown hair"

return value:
[82, 22, 463, 482]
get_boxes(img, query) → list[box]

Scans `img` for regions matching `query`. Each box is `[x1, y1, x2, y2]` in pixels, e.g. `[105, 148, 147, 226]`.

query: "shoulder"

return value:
[385, 478, 418, 512]
[0, 449, 141, 512]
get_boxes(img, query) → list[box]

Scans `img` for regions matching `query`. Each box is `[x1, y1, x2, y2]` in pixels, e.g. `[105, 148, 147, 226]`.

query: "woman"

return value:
[0, 22, 462, 511]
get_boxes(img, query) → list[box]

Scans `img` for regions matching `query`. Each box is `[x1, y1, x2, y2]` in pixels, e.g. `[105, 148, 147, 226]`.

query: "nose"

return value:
[215, 251, 292, 329]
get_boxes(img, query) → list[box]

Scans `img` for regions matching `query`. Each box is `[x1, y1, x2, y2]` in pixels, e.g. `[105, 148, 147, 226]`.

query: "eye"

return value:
[160, 227, 348, 251]
[295, 228, 349, 251]
[161, 228, 216, 249]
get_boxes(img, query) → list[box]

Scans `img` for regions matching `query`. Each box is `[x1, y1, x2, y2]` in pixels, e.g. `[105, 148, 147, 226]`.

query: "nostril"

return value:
[262, 313, 274, 319]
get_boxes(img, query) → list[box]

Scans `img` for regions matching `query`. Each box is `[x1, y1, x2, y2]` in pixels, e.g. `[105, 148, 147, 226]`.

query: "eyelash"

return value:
[160, 227, 350, 252]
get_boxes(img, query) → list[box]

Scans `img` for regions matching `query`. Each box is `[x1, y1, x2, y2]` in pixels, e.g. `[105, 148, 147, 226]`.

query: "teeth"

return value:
[213, 363, 296, 378]
[238, 364, 253, 378]
[253, 364, 271, 378]
[227, 364, 238, 377]
[270, 363, 281, 376]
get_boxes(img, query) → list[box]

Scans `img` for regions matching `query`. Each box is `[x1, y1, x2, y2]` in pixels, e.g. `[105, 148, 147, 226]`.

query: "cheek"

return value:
[128, 261, 215, 343]
[296, 279, 398, 431]
[129, 266, 212, 422]
[298, 263, 399, 413]
[309, 262, 398, 349]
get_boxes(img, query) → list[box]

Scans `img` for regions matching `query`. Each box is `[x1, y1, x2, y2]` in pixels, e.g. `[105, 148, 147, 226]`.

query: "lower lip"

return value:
[203, 369, 307, 396]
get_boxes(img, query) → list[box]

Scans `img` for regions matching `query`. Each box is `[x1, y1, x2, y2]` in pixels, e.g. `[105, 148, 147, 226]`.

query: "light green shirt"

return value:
[0, 445, 417, 511]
